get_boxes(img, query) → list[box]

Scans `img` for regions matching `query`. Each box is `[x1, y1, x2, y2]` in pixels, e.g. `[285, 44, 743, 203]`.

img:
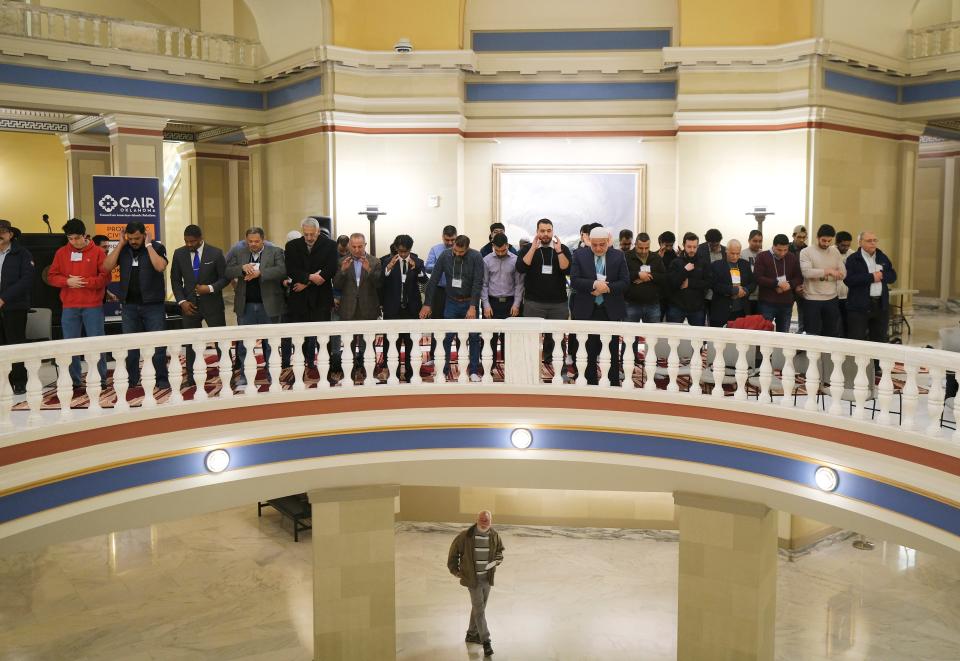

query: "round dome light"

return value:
[205, 449, 231, 473]
[814, 466, 838, 492]
[510, 428, 533, 449]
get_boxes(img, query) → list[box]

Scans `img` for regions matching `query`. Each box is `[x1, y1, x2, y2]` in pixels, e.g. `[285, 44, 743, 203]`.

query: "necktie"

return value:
[594, 255, 605, 304]
[192, 251, 200, 281]
[400, 260, 407, 306]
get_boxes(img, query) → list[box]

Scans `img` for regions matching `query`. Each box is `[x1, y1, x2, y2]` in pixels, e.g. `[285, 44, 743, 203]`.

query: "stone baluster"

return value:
[599, 333, 614, 388]
[900, 361, 920, 431]
[140, 343, 157, 408]
[828, 352, 845, 416]
[803, 350, 821, 412]
[780, 348, 796, 408]
[734, 342, 750, 401]
[192, 341, 209, 401]
[481, 330, 494, 384]
[758, 345, 773, 402]
[363, 333, 377, 386]
[217, 341, 234, 398]
[666, 337, 680, 393]
[55, 353, 73, 420]
[875, 358, 895, 425]
[711, 341, 726, 399]
[850, 354, 870, 419]
[688, 337, 704, 395]
[242, 336, 258, 396]
[643, 336, 658, 392]
[290, 334, 306, 391]
[84, 351, 102, 414]
[112, 349, 130, 412]
[386, 332, 401, 385]
[925, 365, 945, 436]
[25, 357, 44, 426]
[410, 333, 424, 385]
[167, 343, 183, 404]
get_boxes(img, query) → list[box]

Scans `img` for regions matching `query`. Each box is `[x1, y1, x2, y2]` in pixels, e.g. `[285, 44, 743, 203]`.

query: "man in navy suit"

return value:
[843, 231, 897, 343]
[380, 235, 426, 381]
[570, 226, 630, 386]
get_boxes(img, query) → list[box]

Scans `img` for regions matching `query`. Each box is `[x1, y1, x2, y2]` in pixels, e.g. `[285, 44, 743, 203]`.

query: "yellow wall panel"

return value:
[0, 132, 69, 233]
[679, 0, 813, 46]
[333, 0, 464, 50]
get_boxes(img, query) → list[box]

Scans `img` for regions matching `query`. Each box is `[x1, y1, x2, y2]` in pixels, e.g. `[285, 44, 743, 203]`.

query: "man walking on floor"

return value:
[448, 510, 505, 657]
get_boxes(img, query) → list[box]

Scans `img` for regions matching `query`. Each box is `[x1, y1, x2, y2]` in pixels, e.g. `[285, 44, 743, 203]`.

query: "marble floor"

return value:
[1, 507, 959, 660]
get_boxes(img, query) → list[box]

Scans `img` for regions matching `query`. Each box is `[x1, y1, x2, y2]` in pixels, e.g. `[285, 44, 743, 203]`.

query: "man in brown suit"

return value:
[332, 233, 382, 380]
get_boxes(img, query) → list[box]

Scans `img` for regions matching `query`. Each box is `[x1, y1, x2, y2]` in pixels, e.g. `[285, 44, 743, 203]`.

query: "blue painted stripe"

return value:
[902, 79, 960, 103]
[265, 75, 323, 109]
[1, 429, 957, 537]
[466, 81, 676, 102]
[472, 29, 671, 52]
[0, 62, 264, 109]
[824, 70, 899, 104]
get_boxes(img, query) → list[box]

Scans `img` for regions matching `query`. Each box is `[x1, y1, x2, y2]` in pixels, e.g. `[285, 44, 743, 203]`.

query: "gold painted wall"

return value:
[262, 133, 331, 244]
[679, 0, 813, 46]
[913, 162, 945, 298]
[812, 130, 911, 269]
[0, 132, 69, 232]
[333, 0, 464, 50]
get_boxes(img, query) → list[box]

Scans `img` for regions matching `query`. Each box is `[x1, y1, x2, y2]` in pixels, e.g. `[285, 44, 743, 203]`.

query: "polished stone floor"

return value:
[1, 507, 959, 660]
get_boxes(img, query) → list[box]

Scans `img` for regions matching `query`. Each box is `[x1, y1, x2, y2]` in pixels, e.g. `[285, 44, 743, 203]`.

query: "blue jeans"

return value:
[442, 299, 481, 376]
[121, 303, 168, 387]
[666, 305, 705, 327]
[758, 301, 793, 333]
[235, 303, 277, 376]
[61, 306, 107, 387]
[626, 302, 662, 324]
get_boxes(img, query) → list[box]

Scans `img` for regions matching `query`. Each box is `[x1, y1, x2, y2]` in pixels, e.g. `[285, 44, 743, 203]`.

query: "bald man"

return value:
[843, 231, 897, 343]
[448, 510, 505, 657]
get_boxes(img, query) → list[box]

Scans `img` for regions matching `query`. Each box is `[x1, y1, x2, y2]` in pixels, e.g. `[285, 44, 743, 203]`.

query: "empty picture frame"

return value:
[493, 164, 645, 248]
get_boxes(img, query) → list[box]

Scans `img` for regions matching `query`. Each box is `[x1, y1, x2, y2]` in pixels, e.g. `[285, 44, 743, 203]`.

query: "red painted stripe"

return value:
[113, 127, 164, 137]
[2, 395, 957, 480]
[919, 150, 960, 159]
[194, 152, 249, 161]
[63, 145, 110, 153]
[462, 129, 678, 138]
[678, 121, 919, 142]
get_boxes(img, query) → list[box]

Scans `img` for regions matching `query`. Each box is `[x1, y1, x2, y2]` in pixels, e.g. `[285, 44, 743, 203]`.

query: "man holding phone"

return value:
[516, 218, 572, 371]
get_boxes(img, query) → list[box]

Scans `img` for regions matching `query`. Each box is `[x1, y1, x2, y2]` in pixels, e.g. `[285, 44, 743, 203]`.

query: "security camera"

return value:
[394, 38, 413, 54]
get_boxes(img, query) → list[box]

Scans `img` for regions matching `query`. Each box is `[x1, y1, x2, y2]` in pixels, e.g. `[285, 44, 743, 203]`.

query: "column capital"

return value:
[58, 133, 110, 150]
[308, 485, 399, 504]
[104, 114, 168, 137]
[674, 492, 770, 518]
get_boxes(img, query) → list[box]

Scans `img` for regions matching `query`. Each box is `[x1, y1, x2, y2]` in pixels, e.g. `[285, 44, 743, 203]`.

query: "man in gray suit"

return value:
[226, 227, 286, 388]
[170, 224, 229, 385]
[332, 233, 381, 380]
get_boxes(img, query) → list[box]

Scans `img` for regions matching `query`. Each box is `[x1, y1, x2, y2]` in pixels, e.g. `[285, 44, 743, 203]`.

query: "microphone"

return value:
[42, 214, 52, 234]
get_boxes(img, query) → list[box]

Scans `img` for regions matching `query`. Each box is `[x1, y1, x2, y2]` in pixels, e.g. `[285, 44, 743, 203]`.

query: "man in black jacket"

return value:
[283, 218, 339, 371]
[380, 235, 426, 382]
[0, 219, 35, 395]
[709, 239, 756, 327]
[624, 232, 665, 323]
[843, 231, 897, 343]
[666, 232, 710, 326]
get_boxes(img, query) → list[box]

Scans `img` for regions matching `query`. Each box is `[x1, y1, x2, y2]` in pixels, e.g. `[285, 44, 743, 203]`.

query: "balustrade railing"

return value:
[908, 20, 960, 58]
[0, 320, 957, 444]
[0, 0, 259, 66]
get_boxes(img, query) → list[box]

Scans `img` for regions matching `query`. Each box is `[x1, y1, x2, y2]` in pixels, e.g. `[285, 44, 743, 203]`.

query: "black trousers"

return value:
[0, 308, 28, 391]
[585, 305, 621, 386]
[281, 306, 332, 369]
[180, 308, 225, 382]
[382, 306, 419, 382]
[803, 298, 841, 337]
[488, 297, 514, 362]
[847, 299, 888, 343]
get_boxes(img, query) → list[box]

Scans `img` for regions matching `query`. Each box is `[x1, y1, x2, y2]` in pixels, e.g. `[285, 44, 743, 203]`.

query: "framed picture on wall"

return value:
[493, 164, 645, 249]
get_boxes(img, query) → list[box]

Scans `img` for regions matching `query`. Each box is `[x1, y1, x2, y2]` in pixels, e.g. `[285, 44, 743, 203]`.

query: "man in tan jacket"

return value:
[799, 224, 846, 337]
[332, 233, 381, 380]
[448, 510, 505, 657]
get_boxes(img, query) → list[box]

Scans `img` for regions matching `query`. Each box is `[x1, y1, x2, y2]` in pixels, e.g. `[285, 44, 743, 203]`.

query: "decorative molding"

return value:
[474, 51, 665, 76]
[321, 45, 476, 72]
[0, 117, 68, 132]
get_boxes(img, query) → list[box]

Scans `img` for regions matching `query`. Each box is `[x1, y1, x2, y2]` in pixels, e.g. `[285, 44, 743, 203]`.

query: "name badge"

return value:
[541, 265, 553, 275]
[597, 274, 606, 282]
[731, 269, 741, 285]
[640, 265, 651, 273]
[876, 265, 883, 272]
[70, 252, 83, 262]
[451, 277, 463, 289]
[252, 262, 260, 271]
[777, 275, 787, 284]
[131, 258, 139, 267]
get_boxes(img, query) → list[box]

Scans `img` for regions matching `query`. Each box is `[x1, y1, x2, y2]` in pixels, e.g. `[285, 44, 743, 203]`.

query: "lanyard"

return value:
[539, 247, 553, 268]
[453, 257, 463, 285]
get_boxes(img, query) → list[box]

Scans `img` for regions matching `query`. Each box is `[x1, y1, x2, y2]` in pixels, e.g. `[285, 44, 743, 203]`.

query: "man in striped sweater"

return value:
[448, 510, 506, 657]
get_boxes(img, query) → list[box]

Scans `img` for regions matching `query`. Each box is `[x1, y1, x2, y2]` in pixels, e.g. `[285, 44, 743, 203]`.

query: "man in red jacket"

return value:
[48, 218, 110, 388]
[753, 233, 803, 333]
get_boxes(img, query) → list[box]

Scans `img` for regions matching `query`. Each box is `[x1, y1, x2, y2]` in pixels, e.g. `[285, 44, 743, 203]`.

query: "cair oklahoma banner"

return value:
[93, 176, 163, 312]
